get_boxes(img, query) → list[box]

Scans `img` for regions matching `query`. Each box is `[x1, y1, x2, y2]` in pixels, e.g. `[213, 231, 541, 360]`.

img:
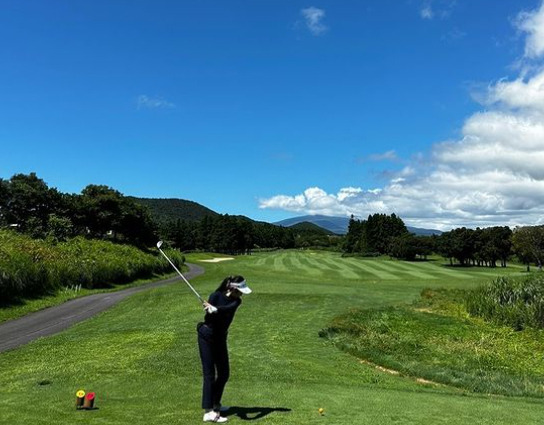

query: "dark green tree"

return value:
[343, 213, 408, 255]
[512, 226, 544, 272]
[389, 233, 418, 260]
[77, 184, 157, 246]
[3, 173, 63, 236]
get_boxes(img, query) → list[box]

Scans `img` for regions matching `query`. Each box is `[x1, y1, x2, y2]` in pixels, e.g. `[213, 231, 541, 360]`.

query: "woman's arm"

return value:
[207, 292, 241, 312]
[215, 299, 241, 312]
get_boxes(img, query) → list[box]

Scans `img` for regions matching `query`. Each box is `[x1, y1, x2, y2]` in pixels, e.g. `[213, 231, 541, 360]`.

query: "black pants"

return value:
[197, 323, 230, 410]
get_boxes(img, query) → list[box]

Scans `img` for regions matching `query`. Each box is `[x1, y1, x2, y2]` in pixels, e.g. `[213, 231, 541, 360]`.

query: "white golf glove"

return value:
[205, 304, 218, 314]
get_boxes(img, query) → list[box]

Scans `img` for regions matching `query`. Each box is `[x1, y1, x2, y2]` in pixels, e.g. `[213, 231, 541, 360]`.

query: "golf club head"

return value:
[156, 241, 163, 249]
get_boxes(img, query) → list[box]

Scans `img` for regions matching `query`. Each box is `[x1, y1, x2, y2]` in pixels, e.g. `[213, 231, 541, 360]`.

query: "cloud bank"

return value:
[260, 2, 544, 230]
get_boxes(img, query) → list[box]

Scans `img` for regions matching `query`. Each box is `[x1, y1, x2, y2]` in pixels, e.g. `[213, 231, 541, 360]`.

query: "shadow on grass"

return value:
[224, 406, 291, 420]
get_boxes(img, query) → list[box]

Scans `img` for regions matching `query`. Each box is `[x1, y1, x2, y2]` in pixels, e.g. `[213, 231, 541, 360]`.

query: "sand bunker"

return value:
[199, 257, 235, 263]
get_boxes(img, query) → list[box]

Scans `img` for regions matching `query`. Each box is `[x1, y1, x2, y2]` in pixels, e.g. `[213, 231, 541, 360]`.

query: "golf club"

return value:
[156, 241, 205, 303]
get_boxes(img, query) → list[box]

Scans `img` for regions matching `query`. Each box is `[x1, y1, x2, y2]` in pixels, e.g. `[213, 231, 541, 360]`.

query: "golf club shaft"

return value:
[157, 247, 205, 303]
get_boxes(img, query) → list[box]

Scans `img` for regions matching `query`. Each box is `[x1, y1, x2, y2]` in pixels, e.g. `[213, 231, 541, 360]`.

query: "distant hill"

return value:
[275, 215, 442, 236]
[289, 221, 334, 235]
[130, 197, 218, 225]
[408, 226, 443, 236]
[275, 215, 348, 235]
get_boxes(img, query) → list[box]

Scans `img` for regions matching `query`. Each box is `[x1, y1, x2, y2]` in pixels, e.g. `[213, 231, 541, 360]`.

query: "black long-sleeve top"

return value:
[203, 291, 242, 337]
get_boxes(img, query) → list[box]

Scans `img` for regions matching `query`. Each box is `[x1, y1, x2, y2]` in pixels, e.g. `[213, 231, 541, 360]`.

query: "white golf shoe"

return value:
[203, 411, 228, 423]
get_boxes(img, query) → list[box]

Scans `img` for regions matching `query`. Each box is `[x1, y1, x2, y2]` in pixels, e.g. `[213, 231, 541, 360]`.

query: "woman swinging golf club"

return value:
[198, 275, 252, 423]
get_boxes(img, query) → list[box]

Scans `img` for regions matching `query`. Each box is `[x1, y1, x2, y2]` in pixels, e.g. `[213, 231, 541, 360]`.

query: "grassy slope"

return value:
[0, 251, 542, 424]
[322, 303, 544, 397]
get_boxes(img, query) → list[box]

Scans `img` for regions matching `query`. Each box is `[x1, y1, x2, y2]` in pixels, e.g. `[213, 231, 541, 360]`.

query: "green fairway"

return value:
[0, 251, 542, 424]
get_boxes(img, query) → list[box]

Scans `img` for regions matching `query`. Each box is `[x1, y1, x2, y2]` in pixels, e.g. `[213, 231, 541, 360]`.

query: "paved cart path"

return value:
[0, 263, 205, 354]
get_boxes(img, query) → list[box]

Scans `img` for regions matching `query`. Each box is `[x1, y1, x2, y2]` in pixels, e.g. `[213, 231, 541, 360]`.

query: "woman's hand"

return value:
[203, 302, 218, 314]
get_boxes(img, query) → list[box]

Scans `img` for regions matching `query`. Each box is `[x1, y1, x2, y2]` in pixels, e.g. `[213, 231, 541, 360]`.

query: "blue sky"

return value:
[2, 0, 544, 229]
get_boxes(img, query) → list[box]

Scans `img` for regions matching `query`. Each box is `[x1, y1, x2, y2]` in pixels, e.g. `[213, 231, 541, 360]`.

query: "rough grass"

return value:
[1, 250, 543, 424]
[0, 230, 183, 306]
[321, 286, 544, 398]
[466, 274, 544, 330]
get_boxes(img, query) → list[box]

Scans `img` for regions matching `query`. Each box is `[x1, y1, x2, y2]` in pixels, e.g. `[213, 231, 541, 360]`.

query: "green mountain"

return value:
[275, 215, 349, 234]
[288, 221, 335, 235]
[130, 197, 218, 225]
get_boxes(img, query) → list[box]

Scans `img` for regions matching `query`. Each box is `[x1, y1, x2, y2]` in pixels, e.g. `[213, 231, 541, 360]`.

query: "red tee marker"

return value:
[82, 392, 96, 409]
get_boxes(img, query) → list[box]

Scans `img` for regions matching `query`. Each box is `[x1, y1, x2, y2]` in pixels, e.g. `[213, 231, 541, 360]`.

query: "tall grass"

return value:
[466, 274, 544, 330]
[0, 230, 183, 304]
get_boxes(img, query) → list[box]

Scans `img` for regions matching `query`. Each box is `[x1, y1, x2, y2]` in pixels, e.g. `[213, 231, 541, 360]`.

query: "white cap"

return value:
[230, 279, 252, 294]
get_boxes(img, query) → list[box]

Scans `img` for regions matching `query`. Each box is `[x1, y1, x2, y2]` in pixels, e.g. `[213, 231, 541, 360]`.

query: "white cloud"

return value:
[259, 3, 544, 230]
[486, 72, 544, 112]
[260, 186, 387, 218]
[301, 7, 328, 36]
[435, 111, 544, 180]
[516, 1, 544, 59]
[419, 0, 456, 20]
[337, 187, 364, 202]
[136, 95, 175, 109]
[420, 5, 433, 20]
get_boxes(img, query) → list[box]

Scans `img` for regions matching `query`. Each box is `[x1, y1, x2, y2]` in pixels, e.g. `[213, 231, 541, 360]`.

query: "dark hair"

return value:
[216, 275, 245, 293]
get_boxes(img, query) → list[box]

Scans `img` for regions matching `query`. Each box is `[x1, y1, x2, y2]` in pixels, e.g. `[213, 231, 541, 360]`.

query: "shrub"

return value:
[0, 230, 183, 304]
[466, 274, 544, 330]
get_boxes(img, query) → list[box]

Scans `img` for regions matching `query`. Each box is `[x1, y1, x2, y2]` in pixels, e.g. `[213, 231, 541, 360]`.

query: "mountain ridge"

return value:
[131, 198, 442, 236]
[275, 215, 442, 236]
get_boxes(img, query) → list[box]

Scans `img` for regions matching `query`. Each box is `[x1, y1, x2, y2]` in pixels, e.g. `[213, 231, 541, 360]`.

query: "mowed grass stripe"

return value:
[411, 261, 476, 279]
[273, 253, 291, 272]
[464, 269, 520, 278]
[422, 262, 516, 279]
[298, 256, 323, 276]
[361, 259, 421, 281]
[253, 254, 270, 268]
[302, 254, 334, 274]
[343, 258, 401, 280]
[412, 259, 525, 279]
[380, 261, 437, 280]
[290, 252, 322, 276]
[319, 256, 361, 280]
[281, 254, 296, 272]
[264, 253, 280, 269]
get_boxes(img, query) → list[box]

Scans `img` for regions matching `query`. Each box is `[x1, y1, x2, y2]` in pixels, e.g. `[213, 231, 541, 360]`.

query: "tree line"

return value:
[0, 173, 157, 246]
[162, 215, 293, 253]
[161, 216, 342, 253]
[4, 173, 544, 265]
[343, 214, 544, 270]
[0, 173, 335, 252]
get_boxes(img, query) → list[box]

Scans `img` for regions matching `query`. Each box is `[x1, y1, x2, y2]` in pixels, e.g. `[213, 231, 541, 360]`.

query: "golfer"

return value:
[197, 275, 252, 423]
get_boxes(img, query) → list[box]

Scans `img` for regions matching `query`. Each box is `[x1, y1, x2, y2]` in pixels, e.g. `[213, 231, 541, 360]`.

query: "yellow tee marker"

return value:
[76, 390, 86, 409]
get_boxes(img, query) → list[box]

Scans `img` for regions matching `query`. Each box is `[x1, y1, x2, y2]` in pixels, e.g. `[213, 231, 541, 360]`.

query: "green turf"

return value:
[0, 251, 542, 424]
